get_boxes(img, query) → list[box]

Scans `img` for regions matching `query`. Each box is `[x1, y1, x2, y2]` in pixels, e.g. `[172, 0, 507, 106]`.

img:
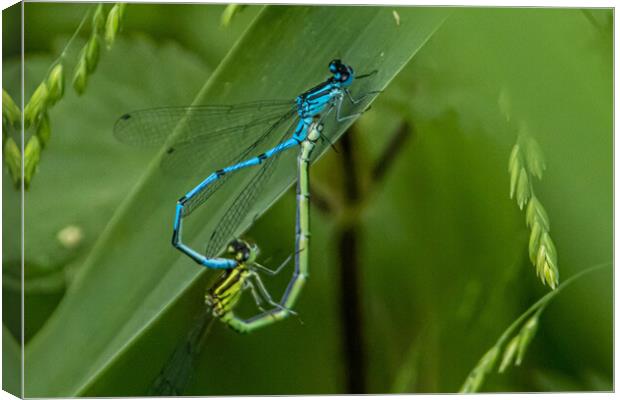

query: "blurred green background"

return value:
[2, 3, 612, 396]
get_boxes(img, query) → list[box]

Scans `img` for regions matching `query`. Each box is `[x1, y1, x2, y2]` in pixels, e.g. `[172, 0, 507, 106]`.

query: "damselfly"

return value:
[115, 60, 376, 270]
[149, 238, 293, 394]
[148, 120, 323, 394]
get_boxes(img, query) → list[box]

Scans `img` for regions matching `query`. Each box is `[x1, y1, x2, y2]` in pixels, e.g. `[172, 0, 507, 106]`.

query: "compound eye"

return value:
[340, 73, 349, 82]
[329, 59, 341, 73]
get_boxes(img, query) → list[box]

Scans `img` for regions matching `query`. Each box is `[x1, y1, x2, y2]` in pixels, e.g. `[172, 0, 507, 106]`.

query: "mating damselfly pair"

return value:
[115, 60, 376, 271]
[115, 59, 376, 328]
[116, 59, 376, 394]
[148, 121, 321, 394]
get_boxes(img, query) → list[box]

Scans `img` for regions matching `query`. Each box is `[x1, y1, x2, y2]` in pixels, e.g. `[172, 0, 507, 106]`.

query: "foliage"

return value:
[508, 124, 559, 289]
[2, 4, 612, 396]
[460, 263, 609, 393]
[3, 3, 126, 189]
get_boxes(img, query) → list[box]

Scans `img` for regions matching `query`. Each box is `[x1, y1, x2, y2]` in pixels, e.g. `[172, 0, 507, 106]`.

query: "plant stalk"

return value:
[337, 130, 366, 394]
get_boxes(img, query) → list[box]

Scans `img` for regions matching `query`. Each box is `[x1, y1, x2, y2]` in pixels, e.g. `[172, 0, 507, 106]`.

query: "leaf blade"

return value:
[24, 6, 450, 396]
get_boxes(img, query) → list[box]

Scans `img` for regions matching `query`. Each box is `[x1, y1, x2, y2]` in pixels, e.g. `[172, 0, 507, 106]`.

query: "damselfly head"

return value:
[328, 59, 354, 87]
[227, 238, 259, 263]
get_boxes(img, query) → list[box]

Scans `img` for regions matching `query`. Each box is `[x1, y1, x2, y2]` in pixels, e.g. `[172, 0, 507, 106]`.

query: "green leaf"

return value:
[5, 34, 208, 279]
[2, 35, 210, 335]
[23, 6, 448, 396]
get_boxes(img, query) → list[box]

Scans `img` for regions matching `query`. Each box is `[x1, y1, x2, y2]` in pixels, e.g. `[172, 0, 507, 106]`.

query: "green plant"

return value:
[460, 262, 609, 393]
[22, 7, 448, 396]
[5, 5, 611, 396]
[3, 3, 126, 189]
[508, 122, 559, 289]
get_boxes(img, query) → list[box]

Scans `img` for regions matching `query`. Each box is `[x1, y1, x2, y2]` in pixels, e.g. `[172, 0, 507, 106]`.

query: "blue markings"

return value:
[173, 203, 183, 230]
[115, 59, 378, 270]
[184, 173, 218, 200]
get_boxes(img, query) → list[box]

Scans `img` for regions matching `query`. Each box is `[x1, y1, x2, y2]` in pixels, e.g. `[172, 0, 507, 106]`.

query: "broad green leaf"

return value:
[2, 37, 210, 341]
[4, 37, 210, 274]
[24, 6, 449, 396]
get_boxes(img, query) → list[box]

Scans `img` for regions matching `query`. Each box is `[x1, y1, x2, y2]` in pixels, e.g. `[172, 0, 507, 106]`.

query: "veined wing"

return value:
[114, 100, 296, 178]
[148, 311, 214, 396]
[181, 110, 298, 217]
[205, 120, 296, 258]
[114, 100, 295, 146]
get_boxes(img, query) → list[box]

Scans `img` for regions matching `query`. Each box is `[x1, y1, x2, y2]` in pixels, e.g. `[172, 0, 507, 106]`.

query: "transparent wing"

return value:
[205, 121, 297, 258]
[181, 111, 298, 217]
[148, 311, 214, 396]
[114, 100, 295, 146]
[114, 100, 296, 177]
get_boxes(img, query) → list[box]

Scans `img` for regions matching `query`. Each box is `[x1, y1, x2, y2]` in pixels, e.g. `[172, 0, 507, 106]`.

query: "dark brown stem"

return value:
[337, 128, 366, 394]
[371, 121, 413, 184]
[329, 120, 412, 393]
